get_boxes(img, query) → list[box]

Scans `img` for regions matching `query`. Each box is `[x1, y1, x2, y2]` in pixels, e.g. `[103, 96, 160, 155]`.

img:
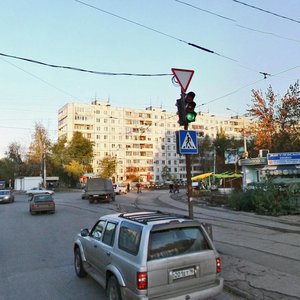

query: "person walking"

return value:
[136, 182, 142, 193]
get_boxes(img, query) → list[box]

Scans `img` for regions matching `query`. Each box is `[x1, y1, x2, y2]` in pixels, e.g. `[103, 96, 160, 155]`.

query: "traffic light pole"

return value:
[184, 128, 194, 219]
[181, 90, 193, 219]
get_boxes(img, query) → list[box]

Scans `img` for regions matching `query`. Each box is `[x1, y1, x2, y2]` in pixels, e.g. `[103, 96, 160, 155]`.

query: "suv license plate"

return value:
[172, 267, 195, 280]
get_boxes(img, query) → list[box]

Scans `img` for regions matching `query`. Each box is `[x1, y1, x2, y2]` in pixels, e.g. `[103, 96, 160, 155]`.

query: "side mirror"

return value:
[80, 228, 90, 237]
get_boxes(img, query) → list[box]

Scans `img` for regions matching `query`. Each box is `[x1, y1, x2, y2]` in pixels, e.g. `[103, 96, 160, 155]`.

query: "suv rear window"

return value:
[148, 227, 209, 260]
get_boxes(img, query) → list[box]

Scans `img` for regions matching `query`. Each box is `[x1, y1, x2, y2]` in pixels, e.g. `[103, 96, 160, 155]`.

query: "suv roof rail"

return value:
[119, 211, 189, 224]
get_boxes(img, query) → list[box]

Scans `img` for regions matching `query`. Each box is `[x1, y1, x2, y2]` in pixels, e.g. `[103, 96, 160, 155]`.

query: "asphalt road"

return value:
[0, 191, 244, 300]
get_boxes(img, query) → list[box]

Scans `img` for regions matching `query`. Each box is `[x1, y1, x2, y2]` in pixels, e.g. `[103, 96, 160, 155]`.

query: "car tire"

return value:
[107, 276, 121, 300]
[74, 248, 87, 278]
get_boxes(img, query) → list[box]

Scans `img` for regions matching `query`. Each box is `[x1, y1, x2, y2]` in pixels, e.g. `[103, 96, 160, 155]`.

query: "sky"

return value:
[1, 0, 299, 157]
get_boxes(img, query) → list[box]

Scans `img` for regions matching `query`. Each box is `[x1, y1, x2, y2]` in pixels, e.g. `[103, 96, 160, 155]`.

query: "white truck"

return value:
[81, 178, 115, 203]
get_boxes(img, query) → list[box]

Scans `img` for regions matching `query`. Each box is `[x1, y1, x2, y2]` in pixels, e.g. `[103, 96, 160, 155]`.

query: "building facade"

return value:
[58, 100, 250, 184]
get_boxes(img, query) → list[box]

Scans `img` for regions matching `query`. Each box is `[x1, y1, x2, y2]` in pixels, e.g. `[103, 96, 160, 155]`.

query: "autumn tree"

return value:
[26, 122, 51, 176]
[273, 81, 300, 151]
[249, 82, 300, 153]
[248, 87, 276, 152]
[51, 132, 94, 186]
[97, 155, 117, 179]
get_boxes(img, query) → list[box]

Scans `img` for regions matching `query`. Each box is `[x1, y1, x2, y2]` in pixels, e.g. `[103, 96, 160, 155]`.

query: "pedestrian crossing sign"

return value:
[176, 130, 198, 154]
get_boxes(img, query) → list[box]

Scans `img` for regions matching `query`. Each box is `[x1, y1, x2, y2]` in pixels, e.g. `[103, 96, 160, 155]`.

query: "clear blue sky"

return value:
[1, 0, 299, 157]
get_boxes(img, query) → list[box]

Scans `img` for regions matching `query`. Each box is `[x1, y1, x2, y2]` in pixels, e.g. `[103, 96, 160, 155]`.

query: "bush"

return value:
[229, 183, 295, 216]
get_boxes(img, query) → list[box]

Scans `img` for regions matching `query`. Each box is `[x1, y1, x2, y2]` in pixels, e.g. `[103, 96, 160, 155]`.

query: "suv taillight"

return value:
[137, 272, 147, 290]
[216, 257, 221, 273]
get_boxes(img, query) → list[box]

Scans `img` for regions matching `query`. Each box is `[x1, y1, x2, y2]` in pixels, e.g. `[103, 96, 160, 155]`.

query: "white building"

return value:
[58, 100, 250, 183]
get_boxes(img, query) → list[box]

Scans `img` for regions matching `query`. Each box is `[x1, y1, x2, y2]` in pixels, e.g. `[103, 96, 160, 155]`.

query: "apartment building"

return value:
[58, 100, 250, 184]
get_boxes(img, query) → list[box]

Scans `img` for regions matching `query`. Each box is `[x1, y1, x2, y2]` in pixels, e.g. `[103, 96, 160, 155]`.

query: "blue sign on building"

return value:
[176, 130, 198, 154]
[267, 152, 300, 165]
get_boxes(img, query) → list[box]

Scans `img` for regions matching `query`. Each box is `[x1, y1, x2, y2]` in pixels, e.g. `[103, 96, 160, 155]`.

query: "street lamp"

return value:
[226, 108, 248, 159]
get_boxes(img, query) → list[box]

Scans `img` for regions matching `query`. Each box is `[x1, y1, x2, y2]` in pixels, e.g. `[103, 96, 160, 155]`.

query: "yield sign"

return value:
[171, 68, 194, 92]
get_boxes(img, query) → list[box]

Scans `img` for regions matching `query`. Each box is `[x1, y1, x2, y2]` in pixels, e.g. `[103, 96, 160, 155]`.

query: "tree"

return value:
[64, 160, 86, 182]
[5, 142, 25, 177]
[161, 165, 172, 182]
[196, 134, 214, 173]
[248, 87, 276, 152]
[50, 133, 94, 186]
[273, 81, 300, 152]
[97, 155, 117, 179]
[67, 132, 94, 168]
[26, 122, 51, 176]
[248, 82, 300, 153]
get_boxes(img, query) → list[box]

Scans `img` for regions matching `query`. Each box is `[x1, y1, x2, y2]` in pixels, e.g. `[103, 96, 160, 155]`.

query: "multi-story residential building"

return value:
[58, 100, 251, 184]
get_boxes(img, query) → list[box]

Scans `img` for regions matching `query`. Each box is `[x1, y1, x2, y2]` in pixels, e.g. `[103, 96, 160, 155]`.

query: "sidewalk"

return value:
[155, 191, 300, 300]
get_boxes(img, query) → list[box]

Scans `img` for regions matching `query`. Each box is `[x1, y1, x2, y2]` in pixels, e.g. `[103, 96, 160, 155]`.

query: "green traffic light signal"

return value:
[185, 92, 196, 123]
[186, 111, 197, 122]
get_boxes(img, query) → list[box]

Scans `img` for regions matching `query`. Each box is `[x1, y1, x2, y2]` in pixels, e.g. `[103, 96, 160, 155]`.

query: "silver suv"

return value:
[73, 211, 223, 300]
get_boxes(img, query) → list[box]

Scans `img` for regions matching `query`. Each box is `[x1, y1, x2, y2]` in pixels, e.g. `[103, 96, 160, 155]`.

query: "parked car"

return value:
[73, 211, 223, 300]
[113, 183, 127, 195]
[29, 193, 55, 214]
[26, 187, 54, 196]
[0, 189, 15, 204]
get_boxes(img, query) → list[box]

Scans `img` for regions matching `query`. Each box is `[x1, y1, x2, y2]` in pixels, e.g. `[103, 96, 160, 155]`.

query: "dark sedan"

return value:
[0, 189, 15, 204]
[29, 193, 55, 214]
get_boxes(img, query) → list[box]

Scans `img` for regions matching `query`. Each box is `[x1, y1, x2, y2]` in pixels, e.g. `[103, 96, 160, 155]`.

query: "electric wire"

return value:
[73, 0, 237, 62]
[0, 52, 171, 77]
[0, 57, 81, 101]
[233, 0, 300, 24]
[175, 0, 300, 43]
[236, 25, 300, 43]
[174, 0, 236, 22]
[201, 65, 300, 108]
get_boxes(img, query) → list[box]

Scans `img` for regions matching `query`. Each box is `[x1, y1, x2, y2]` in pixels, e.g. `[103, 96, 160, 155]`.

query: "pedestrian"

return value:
[136, 182, 142, 193]
[174, 183, 179, 193]
[127, 182, 130, 193]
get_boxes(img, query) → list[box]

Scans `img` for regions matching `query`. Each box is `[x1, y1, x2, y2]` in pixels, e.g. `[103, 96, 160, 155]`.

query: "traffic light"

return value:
[184, 91, 197, 123]
[176, 98, 186, 126]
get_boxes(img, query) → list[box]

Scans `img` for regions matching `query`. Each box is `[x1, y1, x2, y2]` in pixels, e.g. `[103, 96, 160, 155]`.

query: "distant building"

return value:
[58, 100, 251, 183]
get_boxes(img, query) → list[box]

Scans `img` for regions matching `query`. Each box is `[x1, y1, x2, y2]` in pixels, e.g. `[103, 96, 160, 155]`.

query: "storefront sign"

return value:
[267, 152, 300, 165]
[239, 157, 267, 166]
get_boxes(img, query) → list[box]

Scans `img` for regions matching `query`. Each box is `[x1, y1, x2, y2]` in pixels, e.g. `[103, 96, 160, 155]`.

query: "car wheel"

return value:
[74, 248, 87, 278]
[107, 276, 121, 300]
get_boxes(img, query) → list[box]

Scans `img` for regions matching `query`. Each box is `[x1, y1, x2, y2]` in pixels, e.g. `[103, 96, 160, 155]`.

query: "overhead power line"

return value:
[0, 52, 171, 77]
[175, 0, 300, 43]
[174, 0, 236, 22]
[73, 0, 236, 62]
[0, 57, 81, 100]
[233, 0, 300, 24]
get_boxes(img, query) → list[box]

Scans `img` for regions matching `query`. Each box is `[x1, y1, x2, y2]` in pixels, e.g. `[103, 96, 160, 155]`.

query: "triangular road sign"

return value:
[171, 68, 194, 92]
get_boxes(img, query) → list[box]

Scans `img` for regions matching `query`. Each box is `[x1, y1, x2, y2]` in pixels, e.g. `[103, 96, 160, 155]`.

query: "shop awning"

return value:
[191, 172, 213, 181]
[213, 172, 242, 179]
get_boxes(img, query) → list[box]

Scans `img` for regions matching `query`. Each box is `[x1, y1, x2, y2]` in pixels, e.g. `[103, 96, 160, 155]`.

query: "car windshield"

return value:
[0, 190, 9, 195]
[34, 195, 53, 202]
